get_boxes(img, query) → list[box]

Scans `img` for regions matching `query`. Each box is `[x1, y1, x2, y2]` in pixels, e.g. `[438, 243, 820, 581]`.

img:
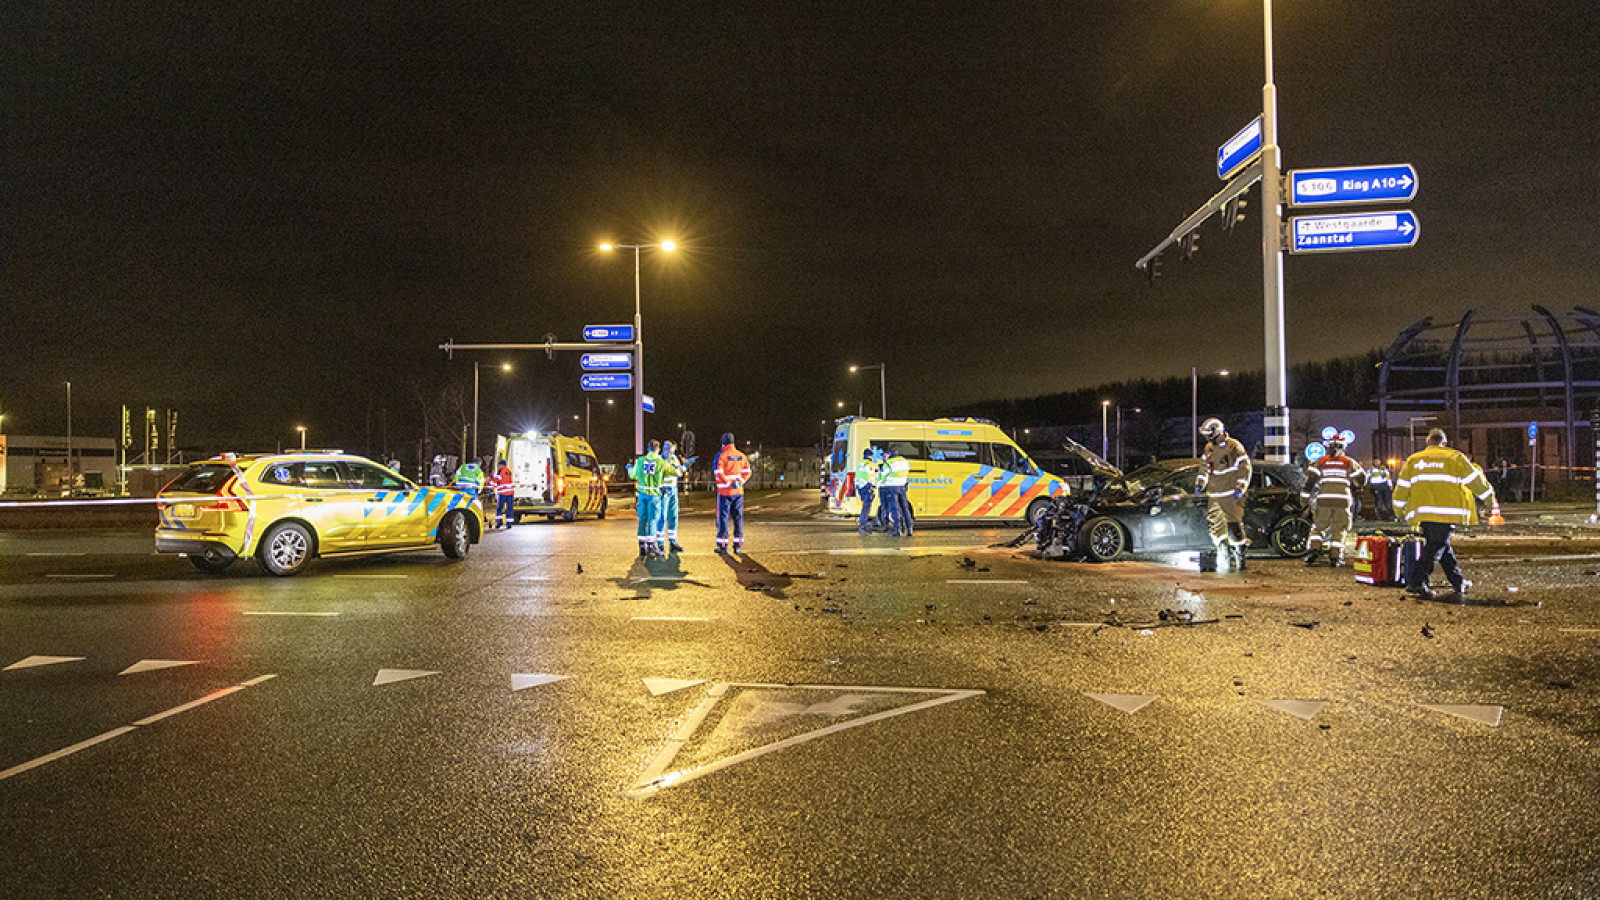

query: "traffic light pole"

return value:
[1259, 0, 1290, 465]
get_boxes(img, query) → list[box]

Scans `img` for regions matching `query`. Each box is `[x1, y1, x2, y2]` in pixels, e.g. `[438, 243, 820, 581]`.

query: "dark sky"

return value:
[4, 2, 1597, 458]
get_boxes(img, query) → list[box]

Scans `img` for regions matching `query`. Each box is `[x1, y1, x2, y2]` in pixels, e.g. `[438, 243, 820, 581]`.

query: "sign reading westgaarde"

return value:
[1289, 210, 1419, 254]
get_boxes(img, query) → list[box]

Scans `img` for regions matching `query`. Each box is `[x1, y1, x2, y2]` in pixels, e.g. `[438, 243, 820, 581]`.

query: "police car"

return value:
[155, 452, 485, 576]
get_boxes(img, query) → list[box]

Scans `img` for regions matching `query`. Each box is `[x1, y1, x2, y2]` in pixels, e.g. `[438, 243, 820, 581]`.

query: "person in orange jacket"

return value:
[713, 432, 752, 553]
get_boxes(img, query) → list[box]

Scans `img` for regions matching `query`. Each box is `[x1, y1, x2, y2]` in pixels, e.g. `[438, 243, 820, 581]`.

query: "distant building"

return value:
[1, 435, 119, 496]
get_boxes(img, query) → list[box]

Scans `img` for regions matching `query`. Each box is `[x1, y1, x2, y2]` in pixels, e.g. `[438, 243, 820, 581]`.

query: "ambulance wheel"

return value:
[187, 548, 234, 574]
[1078, 517, 1126, 562]
[1271, 516, 1312, 558]
[563, 498, 579, 522]
[1025, 498, 1053, 528]
[440, 511, 471, 559]
[597, 497, 608, 520]
[258, 522, 313, 577]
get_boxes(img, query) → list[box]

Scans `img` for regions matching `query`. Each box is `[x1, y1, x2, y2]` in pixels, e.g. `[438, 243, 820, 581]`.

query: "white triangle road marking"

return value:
[1084, 693, 1158, 714]
[119, 659, 201, 676]
[372, 668, 441, 686]
[1259, 698, 1327, 721]
[643, 678, 706, 696]
[1419, 703, 1504, 727]
[511, 673, 569, 692]
[4, 655, 87, 671]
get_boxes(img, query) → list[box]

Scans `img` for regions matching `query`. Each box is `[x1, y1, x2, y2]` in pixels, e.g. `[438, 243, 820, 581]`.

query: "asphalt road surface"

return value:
[4, 491, 1600, 899]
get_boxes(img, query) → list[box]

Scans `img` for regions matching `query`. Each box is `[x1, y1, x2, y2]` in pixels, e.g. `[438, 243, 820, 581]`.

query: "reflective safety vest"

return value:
[629, 452, 677, 496]
[1196, 437, 1251, 499]
[660, 454, 684, 489]
[854, 459, 878, 494]
[1393, 446, 1494, 525]
[714, 446, 751, 496]
[453, 463, 485, 491]
[882, 455, 910, 488]
[1368, 464, 1392, 487]
[1303, 454, 1365, 506]
[494, 466, 514, 496]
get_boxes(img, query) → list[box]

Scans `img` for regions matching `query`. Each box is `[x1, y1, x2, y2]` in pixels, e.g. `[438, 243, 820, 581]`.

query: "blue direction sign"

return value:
[1217, 117, 1262, 180]
[1289, 210, 1419, 254]
[1289, 164, 1417, 207]
[582, 324, 634, 342]
[642, 394, 655, 413]
[580, 352, 632, 371]
[581, 373, 632, 391]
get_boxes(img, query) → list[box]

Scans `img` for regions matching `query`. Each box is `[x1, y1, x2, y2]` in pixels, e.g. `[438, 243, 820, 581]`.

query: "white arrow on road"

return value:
[511, 673, 570, 692]
[373, 669, 441, 686]
[4, 655, 86, 671]
[120, 659, 200, 676]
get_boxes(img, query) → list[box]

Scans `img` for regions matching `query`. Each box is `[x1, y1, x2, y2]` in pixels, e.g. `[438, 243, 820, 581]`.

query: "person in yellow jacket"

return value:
[1393, 428, 1495, 599]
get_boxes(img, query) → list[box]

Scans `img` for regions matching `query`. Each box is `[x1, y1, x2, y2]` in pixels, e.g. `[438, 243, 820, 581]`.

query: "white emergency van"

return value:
[493, 432, 608, 522]
[825, 417, 1067, 526]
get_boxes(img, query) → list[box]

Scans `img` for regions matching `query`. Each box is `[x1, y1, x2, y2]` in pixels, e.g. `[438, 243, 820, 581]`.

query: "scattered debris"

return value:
[1138, 629, 1155, 636]
[1421, 623, 1435, 639]
[1290, 621, 1320, 630]
[1547, 680, 1576, 690]
[576, 563, 584, 574]
[1023, 598, 1037, 606]
[1342, 601, 1353, 606]
[957, 556, 977, 569]
[821, 606, 842, 614]
[925, 604, 937, 610]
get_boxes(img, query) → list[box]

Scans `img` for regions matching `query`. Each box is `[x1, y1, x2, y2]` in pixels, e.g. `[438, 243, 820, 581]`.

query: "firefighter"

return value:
[628, 440, 676, 558]
[1367, 459, 1395, 521]
[713, 433, 752, 553]
[1302, 439, 1366, 566]
[854, 448, 880, 535]
[656, 440, 687, 553]
[1194, 418, 1252, 571]
[1393, 428, 1495, 599]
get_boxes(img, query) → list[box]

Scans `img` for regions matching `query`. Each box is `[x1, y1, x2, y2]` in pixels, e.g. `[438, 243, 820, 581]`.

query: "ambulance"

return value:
[826, 417, 1068, 526]
[494, 432, 609, 522]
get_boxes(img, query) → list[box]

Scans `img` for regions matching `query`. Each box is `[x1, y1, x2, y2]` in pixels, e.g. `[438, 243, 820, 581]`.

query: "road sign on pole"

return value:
[1289, 210, 1419, 254]
[580, 353, 632, 371]
[583, 324, 634, 342]
[581, 373, 632, 391]
[1217, 117, 1263, 181]
[1289, 164, 1417, 207]
[642, 394, 655, 413]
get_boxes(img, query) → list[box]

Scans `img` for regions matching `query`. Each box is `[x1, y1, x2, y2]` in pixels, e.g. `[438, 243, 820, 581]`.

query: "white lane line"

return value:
[44, 574, 115, 579]
[333, 574, 409, 580]
[1558, 628, 1600, 634]
[0, 674, 276, 783]
[631, 616, 714, 622]
[242, 611, 342, 617]
[517, 576, 552, 581]
[946, 577, 1027, 584]
[26, 552, 87, 557]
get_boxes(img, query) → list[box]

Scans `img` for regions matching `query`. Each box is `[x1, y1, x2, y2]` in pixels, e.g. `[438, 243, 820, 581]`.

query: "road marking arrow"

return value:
[372, 668, 441, 686]
[1084, 693, 1158, 714]
[1259, 698, 1327, 721]
[1419, 703, 1503, 726]
[511, 673, 569, 692]
[119, 659, 200, 676]
[4, 655, 87, 671]
[643, 678, 706, 695]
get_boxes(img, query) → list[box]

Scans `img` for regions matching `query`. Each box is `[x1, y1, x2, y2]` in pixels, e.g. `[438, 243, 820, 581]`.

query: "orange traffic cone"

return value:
[1488, 497, 1505, 527]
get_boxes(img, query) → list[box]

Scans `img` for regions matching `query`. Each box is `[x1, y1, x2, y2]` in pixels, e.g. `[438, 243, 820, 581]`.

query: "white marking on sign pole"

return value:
[119, 659, 201, 676]
[4, 655, 87, 671]
[643, 678, 707, 696]
[1084, 693, 1158, 714]
[1259, 698, 1327, 721]
[511, 673, 570, 692]
[372, 668, 441, 686]
[1418, 703, 1504, 727]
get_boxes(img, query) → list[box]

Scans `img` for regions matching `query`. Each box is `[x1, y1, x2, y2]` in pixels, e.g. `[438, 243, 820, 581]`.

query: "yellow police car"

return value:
[155, 452, 485, 576]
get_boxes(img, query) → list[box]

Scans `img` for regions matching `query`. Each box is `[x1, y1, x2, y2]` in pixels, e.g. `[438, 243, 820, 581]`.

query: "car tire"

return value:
[597, 497, 607, 520]
[439, 511, 471, 559]
[1079, 517, 1127, 562]
[258, 522, 313, 577]
[187, 548, 234, 574]
[1270, 516, 1312, 558]
[1025, 498, 1053, 528]
[563, 498, 578, 522]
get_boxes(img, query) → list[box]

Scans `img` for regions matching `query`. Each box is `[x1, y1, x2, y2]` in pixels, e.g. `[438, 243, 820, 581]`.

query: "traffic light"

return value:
[1143, 253, 1164, 284]
[1223, 194, 1249, 233]
[1180, 230, 1200, 262]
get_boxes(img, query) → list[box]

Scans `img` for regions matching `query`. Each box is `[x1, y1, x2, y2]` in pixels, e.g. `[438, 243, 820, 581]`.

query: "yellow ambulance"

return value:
[825, 417, 1068, 526]
[494, 432, 609, 521]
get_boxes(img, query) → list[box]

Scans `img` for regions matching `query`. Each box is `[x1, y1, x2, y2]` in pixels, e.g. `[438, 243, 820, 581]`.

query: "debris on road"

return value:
[1421, 623, 1435, 639]
[1289, 620, 1321, 630]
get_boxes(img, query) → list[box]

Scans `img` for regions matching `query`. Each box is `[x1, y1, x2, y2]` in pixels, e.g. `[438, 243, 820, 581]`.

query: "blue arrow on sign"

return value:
[583, 324, 635, 342]
[581, 373, 632, 391]
[580, 352, 632, 371]
[1289, 210, 1419, 254]
[1289, 164, 1417, 207]
[1217, 117, 1262, 181]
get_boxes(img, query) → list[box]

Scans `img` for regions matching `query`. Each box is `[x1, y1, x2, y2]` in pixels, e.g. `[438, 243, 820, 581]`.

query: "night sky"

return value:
[4, 2, 1597, 459]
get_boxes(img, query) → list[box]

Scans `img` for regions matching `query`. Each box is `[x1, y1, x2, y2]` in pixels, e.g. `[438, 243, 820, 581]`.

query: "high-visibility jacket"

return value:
[1393, 446, 1494, 525]
[1303, 453, 1365, 505]
[1368, 464, 1392, 487]
[882, 455, 910, 488]
[494, 465, 514, 496]
[854, 459, 879, 495]
[453, 463, 485, 492]
[713, 446, 751, 496]
[660, 454, 684, 489]
[628, 452, 678, 497]
[1196, 437, 1251, 499]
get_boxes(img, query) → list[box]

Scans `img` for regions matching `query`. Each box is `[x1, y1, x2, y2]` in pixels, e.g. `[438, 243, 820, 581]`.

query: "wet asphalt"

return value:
[2, 491, 1599, 899]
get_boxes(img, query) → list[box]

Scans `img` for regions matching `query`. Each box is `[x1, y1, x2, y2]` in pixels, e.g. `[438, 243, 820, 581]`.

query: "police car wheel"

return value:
[1025, 498, 1053, 528]
[259, 522, 313, 577]
[1079, 517, 1126, 562]
[440, 512, 471, 559]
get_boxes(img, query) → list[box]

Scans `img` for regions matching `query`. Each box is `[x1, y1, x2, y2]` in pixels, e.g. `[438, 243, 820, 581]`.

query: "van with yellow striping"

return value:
[825, 417, 1068, 527]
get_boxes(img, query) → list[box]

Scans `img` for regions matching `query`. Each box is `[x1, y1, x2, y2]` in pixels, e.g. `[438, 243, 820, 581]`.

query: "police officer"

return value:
[1302, 439, 1366, 567]
[1368, 458, 1395, 521]
[1393, 429, 1495, 599]
[854, 448, 880, 535]
[1195, 418, 1252, 571]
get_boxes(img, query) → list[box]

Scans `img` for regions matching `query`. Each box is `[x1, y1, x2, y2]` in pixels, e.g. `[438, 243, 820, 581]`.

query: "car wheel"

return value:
[187, 548, 234, 574]
[1079, 517, 1126, 562]
[597, 497, 607, 520]
[563, 498, 578, 522]
[1025, 498, 1053, 528]
[258, 522, 313, 577]
[1270, 516, 1312, 558]
[439, 511, 471, 559]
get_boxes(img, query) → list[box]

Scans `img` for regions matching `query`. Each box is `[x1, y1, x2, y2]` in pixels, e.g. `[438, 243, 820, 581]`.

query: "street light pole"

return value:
[1260, 0, 1290, 465]
[601, 240, 675, 457]
[849, 364, 887, 418]
[1101, 400, 1110, 460]
[296, 425, 306, 451]
[471, 362, 511, 461]
[65, 381, 73, 482]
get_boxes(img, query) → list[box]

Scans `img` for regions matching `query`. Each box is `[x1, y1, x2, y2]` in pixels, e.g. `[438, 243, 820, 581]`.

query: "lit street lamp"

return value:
[1116, 406, 1142, 470]
[1191, 368, 1231, 455]
[837, 399, 864, 417]
[849, 363, 887, 418]
[1101, 400, 1110, 459]
[599, 238, 676, 456]
[472, 362, 512, 460]
[295, 425, 306, 451]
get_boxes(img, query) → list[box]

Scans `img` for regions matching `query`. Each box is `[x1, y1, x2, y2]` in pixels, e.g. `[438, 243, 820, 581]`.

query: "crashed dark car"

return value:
[1025, 441, 1312, 562]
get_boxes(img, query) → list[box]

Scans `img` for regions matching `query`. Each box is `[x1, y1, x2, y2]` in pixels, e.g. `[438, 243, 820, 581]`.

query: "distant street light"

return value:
[1116, 406, 1142, 470]
[849, 364, 887, 418]
[837, 399, 864, 417]
[1101, 400, 1110, 459]
[1191, 368, 1231, 455]
[599, 238, 677, 456]
[472, 362, 512, 460]
[295, 425, 306, 451]
[65, 381, 73, 481]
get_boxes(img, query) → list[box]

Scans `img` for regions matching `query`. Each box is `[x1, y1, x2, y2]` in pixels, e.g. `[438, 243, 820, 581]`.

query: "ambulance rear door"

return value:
[507, 435, 554, 508]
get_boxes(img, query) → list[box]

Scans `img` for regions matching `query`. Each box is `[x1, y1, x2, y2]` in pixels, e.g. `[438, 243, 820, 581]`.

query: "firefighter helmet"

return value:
[1327, 439, 1346, 455]
[1199, 418, 1226, 441]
